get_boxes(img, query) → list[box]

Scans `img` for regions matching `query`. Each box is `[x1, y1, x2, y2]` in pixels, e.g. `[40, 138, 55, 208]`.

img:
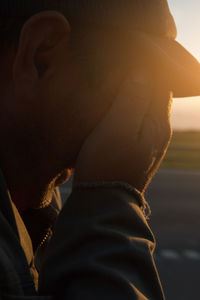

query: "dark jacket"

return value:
[0, 169, 164, 299]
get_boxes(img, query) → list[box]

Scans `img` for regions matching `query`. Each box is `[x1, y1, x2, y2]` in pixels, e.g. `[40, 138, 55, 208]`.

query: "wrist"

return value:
[73, 180, 150, 218]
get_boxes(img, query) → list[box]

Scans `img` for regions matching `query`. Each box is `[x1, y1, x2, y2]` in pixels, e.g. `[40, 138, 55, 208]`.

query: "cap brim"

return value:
[150, 37, 200, 98]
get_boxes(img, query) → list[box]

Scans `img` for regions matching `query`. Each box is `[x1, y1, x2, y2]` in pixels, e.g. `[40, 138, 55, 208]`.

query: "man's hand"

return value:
[74, 76, 172, 193]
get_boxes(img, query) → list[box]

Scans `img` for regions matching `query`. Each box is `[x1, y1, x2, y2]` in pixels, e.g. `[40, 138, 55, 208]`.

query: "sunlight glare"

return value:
[168, 0, 200, 130]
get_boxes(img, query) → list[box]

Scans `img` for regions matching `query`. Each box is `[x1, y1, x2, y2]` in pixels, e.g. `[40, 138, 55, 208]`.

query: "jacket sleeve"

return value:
[38, 187, 165, 300]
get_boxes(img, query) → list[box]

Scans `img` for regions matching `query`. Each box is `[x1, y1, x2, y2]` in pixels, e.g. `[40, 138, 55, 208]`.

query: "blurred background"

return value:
[60, 1, 200, 299]
[146, 1, 200, 299]
[169, 0, 200, 131]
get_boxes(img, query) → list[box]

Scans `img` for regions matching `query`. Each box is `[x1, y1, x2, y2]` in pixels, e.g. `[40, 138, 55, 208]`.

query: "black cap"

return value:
[0, 0, 177, 38]
[1, 0, 200, 97]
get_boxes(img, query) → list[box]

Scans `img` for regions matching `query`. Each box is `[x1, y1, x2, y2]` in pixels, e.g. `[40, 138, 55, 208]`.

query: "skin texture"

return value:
[0, 11, 174, 212]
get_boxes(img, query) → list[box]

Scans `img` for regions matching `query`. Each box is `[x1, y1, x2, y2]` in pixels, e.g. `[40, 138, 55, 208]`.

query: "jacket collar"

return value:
[0, 169, 37, 293]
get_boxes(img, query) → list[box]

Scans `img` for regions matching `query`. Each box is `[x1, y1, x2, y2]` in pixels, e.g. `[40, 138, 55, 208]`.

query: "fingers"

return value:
[114, 77, 153, 137]
[138, 87, 172, 146]
[139, 88, 172, 177]
[149, 88, 173, 119]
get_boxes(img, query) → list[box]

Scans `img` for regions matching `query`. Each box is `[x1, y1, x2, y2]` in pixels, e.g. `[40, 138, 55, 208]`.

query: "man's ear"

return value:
[13, 11, 70, 98]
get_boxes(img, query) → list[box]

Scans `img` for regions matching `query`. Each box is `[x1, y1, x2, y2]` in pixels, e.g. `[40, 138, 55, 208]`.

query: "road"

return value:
[60, 169, 200, 300]
[147, 169, 200, 300]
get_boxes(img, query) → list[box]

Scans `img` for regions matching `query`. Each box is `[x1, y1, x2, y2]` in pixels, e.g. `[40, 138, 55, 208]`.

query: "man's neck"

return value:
[0, 108, 73, 213]
[0, 141, 73, 213]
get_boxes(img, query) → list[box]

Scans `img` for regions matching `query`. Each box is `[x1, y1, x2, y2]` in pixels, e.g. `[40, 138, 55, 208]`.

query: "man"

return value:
[0, 0, 199, 299]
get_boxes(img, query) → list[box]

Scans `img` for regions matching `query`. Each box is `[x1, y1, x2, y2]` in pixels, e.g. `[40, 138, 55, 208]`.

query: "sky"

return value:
[168, 0, 200, 130]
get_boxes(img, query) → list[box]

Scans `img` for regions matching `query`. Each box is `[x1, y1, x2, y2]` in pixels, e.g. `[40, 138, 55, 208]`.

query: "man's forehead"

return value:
[0, 0, 176, 39]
